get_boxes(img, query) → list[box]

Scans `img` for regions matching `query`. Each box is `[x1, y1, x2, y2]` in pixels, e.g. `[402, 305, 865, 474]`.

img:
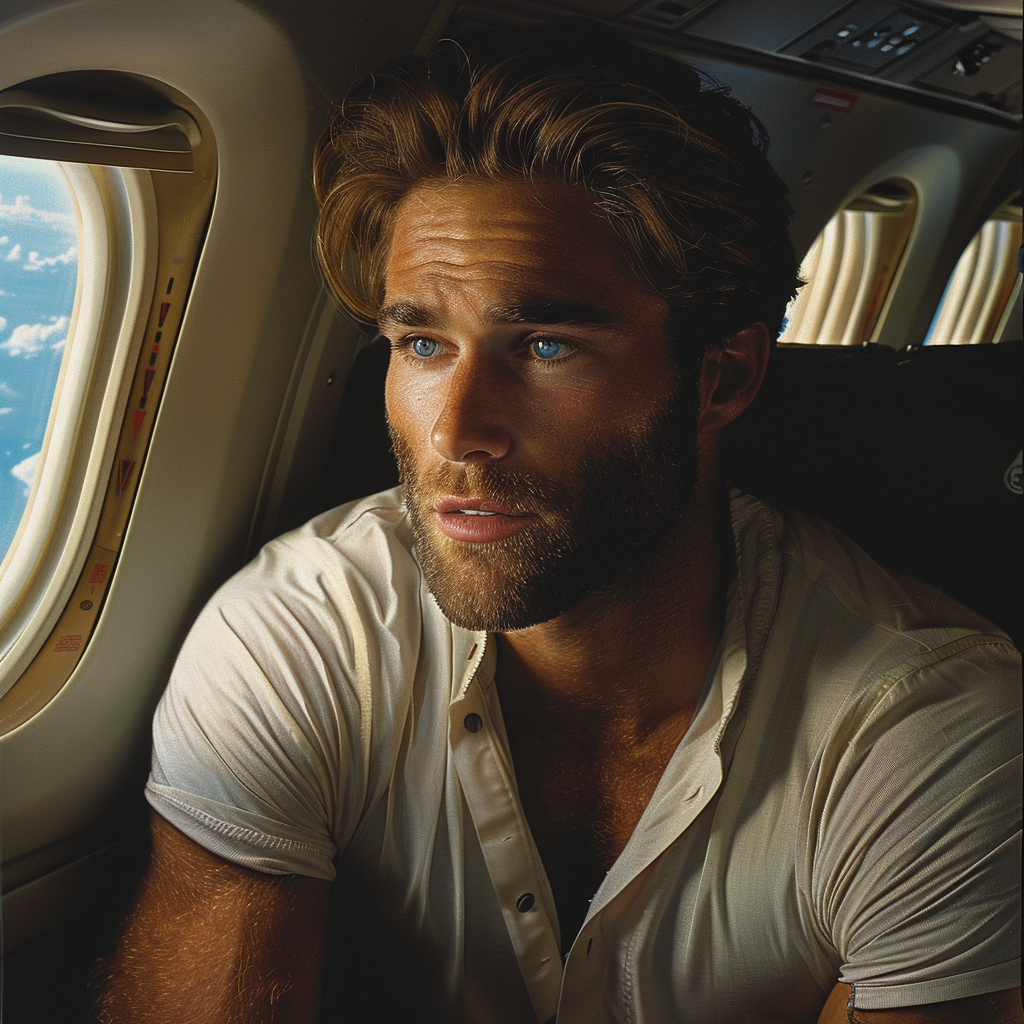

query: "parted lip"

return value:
[436, 496, 534, 516]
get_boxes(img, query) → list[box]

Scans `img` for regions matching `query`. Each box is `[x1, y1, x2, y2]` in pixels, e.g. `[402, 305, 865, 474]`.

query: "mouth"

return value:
[436, 497, 530, 516]
[434, 496, 537, 541]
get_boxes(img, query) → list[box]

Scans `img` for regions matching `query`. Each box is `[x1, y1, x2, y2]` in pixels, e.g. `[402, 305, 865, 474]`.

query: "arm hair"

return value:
[96, 811, 329, 1024]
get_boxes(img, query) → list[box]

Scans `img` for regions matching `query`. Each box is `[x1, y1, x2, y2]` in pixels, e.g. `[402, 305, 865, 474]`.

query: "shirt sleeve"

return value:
[146, 535, 375, 880]
[809, 638, 1022, 1009]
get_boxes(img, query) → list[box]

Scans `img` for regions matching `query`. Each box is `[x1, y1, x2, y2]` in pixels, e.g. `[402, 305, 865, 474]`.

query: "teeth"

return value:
[458, 509, 497, 516]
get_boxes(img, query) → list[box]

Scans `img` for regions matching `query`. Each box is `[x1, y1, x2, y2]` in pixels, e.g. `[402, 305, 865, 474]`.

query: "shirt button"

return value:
[464, 713, 483, 733]
[516, 892, 535, 912]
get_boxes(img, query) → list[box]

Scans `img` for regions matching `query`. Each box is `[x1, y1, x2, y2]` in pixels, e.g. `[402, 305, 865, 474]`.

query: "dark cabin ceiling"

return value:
[245, 0, 1021, 123]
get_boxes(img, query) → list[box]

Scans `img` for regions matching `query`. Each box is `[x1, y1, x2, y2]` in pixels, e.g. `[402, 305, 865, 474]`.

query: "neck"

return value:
[497, 464, 728, 732]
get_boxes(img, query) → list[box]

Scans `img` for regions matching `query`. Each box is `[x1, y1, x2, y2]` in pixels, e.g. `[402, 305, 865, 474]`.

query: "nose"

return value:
[430, 359, 512, 464]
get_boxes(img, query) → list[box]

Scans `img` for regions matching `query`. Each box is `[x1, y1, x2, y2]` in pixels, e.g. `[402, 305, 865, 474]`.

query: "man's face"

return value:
[381, 177, 701, 632]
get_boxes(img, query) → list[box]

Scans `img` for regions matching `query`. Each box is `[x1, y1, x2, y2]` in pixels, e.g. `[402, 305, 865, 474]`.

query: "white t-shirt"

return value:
[147, 487, 1021, 1023]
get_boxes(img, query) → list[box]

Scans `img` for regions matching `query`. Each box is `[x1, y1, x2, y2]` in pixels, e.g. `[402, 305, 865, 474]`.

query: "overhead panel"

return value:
[457, 0, 1020, 125]
[776, 0, 1022, 116]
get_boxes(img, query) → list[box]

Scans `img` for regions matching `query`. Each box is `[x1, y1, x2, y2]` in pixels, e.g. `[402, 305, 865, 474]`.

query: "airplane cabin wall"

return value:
[0, 0, 433, 958]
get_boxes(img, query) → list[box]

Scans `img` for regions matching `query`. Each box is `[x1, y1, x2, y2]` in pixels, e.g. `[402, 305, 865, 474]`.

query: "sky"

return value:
[0, 154, 79, 563]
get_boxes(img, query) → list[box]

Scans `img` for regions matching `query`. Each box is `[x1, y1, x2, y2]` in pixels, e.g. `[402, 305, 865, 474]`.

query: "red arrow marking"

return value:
[133, 409, 146, 439]
[159, 302, 171, 326]
[117, 459, 136, 496]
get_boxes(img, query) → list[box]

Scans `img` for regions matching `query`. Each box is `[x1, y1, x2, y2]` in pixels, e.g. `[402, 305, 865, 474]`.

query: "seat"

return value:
[723, 340, 1021, 648]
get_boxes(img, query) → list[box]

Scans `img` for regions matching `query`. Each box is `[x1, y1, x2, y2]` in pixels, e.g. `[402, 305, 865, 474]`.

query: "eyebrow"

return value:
[376, 300, 616, 331]
[376, 302, 441, 330]
[485, 302, 616, 327]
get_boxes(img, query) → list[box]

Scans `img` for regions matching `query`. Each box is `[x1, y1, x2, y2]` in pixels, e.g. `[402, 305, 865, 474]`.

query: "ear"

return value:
[697, 322, 771, 434]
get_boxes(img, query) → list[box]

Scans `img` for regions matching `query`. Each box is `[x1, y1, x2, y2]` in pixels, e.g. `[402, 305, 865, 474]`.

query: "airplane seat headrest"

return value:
[322, 338, 1022, 649]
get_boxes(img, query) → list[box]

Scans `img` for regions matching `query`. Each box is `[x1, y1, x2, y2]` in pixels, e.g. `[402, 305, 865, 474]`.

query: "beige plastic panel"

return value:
[0, 0, 319, 948]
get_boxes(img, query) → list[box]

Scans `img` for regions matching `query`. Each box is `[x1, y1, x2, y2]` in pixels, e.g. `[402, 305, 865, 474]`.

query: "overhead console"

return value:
[451, 0, 1022, 124]
[782, 1, 1018, 116]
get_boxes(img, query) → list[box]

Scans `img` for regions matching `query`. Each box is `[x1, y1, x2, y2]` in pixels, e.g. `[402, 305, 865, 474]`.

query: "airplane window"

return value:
[0, 77, 216, 721]
[923, 206, 1022, 345]
[779, 180, 916, 346]
[0, 154, 139, 708]
[0, 155, 80, 564]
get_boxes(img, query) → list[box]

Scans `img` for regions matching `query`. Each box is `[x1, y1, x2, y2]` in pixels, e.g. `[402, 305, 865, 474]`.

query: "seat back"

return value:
[723, 341, 1022, 647]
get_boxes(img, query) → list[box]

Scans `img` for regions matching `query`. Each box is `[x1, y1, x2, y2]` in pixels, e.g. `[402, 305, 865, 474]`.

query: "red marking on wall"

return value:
[88, 562, 109, 594]
[54, 634, 83, 653]
[117, 459, 136, 496]
[159, 302, 171, 327]
[133, 409, 146, 439]
[810, 87, 859, 112]
[143, 368, 156, 397]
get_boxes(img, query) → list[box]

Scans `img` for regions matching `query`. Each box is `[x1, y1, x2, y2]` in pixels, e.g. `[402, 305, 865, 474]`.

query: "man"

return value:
[100, 23, 1021, 1024]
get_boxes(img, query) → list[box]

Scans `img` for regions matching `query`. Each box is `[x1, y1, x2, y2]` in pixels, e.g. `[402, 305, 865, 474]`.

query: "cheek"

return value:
[536, 371, 668, 441]
[385, 365, 434, 444]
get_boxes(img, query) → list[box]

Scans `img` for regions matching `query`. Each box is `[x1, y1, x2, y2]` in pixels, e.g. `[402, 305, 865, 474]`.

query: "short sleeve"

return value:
[810, 639, 1022, 1009]
[146, 537, 375, 880]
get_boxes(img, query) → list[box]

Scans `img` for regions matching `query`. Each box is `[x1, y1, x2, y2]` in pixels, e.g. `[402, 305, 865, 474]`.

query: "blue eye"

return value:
[531, 337, 565, 360]
[411, 337, 440, 358]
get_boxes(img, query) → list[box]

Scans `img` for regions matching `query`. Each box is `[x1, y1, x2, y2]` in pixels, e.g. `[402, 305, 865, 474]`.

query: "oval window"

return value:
[779, 180, 917, 346]
[924, 200, 1022, 346]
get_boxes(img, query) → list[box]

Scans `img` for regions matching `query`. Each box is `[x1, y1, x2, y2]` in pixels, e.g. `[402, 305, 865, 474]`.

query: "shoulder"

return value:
[253, 485, 416, 594]
[731, 489, 1019, 671]
[167, 485, 434, 719]
[729, 489, 1020, 784]
[209, 486, 419, 637]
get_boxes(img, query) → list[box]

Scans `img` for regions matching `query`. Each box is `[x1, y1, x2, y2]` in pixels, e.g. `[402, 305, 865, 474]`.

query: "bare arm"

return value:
[97, 811, 330, 1024]
[817, 983, 1023, 1024]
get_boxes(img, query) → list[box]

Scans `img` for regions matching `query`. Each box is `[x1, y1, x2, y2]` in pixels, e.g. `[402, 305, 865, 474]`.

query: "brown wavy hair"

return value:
[313, 20, 799, 359]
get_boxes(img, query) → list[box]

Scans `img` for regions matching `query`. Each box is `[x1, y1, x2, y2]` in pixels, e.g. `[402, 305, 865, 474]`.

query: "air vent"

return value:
[624, 0, 697, 30]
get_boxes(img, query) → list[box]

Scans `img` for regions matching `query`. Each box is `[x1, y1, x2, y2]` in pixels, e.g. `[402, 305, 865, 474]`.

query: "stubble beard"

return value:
[390, 375, 700, 632]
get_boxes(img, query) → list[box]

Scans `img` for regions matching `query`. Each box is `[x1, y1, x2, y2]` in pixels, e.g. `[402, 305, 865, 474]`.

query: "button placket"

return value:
[449, 637, 562, 1024]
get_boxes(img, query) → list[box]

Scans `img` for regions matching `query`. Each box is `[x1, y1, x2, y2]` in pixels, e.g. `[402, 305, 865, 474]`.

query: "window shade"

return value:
[0, 87, 199, 171]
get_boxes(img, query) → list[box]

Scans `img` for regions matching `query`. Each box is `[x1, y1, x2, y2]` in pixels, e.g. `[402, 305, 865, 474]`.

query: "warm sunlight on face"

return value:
[382, 177, 701, 631]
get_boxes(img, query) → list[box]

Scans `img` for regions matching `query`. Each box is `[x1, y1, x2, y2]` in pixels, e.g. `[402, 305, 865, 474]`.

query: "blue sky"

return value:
[0, 155, 79, 562]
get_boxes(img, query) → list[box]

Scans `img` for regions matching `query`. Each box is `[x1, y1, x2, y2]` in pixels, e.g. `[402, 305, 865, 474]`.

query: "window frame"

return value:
[779, 180, 918, 347]
[0, 162, 156, 701]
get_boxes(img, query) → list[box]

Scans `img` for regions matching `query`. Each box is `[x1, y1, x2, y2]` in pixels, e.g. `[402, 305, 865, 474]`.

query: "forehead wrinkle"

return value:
[385, 178, 667, 327]
[395, 226, 593, 261]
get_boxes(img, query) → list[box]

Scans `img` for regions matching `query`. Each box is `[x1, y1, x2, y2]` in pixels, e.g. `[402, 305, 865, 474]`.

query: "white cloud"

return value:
[0, 317, 6, 333]
[24, 245, 77, 271]
[0, 407, 12, 415]
[0, 382, 14, 398]
[0, 194, 74, 231]
[5, 243, 21, 262]
[0, 235, 7, 244]
[11, 451, 39, 496]
[1, 316, 69, 357]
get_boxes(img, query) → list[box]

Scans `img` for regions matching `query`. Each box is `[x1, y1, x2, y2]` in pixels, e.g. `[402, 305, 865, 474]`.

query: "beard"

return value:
[389, 374, 700, 632]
